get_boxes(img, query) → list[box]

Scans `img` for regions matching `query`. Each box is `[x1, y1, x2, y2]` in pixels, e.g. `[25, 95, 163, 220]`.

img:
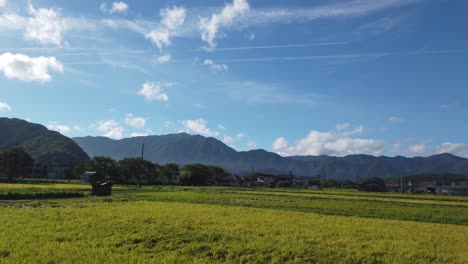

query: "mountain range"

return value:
[0, 118, 89, 166]
[1, 117, 467, 180]
[73, 133, 468, 180]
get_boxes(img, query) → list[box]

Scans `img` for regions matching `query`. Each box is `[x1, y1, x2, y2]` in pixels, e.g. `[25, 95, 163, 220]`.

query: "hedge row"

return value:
[0, 192, 85, 200]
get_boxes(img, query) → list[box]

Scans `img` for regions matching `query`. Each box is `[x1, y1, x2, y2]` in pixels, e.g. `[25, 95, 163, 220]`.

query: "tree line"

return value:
[76, 156, 231, 186]
[0, 148, 232, 186]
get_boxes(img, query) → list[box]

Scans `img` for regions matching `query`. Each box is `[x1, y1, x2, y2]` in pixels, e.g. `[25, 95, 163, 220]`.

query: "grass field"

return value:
[0, 183, 467, 263]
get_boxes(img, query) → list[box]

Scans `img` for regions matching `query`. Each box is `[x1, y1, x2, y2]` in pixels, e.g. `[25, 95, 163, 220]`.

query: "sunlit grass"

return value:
[0, 183, 467, 263]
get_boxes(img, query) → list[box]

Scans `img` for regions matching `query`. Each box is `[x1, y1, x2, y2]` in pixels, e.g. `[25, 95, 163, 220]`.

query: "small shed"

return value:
[91, 181, 113, 196]
[80, 171, 97, 184]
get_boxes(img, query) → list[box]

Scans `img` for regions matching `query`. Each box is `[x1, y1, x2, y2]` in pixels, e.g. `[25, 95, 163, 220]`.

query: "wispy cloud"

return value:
[214, 49, 467, 63]
[181, 118, 219, 137]
[146, 6, 186, 51]
[137, 81, 169, 102]
[0, 101, 11, 112]
[204, 59, 228, 73]
[247, 0, 420, 25]
[198, 42, 349, 52]
[221, 81, 317, 106]
[199, 0, 250, 49]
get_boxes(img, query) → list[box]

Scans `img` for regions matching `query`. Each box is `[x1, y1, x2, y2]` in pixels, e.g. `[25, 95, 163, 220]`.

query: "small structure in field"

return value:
[91, 181, 113, 196]
[80, 171, 97, 184]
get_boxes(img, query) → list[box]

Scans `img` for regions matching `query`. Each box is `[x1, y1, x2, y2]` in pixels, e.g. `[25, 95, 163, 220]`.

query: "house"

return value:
[216, 175, 241, 187]
[359, 177, 386, 192]
[293, 177, 310, 188]
[80, 171, 97, 184]
[441, 179, 468, 196]
[257, 174, 275, 186]
[413, 181, 440, 194]
[257, 173, 294, 187]
[385, 184, 401, 193]
[32, 163, 71, 179]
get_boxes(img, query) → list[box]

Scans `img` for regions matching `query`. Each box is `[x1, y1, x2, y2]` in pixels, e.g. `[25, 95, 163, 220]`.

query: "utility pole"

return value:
[400, 172, 403, 193]
[320, 167, 324, 190]
[138, 143, 145, 188]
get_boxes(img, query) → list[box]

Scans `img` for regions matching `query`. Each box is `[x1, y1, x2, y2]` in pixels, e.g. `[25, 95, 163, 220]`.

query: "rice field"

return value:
[0, 183, 467, 263]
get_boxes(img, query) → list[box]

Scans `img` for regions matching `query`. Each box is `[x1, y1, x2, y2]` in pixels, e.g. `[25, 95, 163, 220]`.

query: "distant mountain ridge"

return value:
[0, 118, 89, 166]
[73, 134, 468, 180]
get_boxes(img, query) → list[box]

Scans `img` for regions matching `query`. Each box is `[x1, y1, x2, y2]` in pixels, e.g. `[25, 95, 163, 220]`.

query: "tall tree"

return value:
[179, 164, 229, 186]
[160, 163, 180, 183]
[83, 156, 119, 182]
[0, 148, 35, 179]
[118, 158, 159, 185]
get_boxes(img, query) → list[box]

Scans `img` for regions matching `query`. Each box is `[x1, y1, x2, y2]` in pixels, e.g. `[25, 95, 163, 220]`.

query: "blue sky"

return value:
[0, 0, 467, 157]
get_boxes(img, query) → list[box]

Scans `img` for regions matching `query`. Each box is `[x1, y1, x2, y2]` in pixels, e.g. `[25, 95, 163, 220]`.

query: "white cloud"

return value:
[408, 143, 428, 155]
[272, 125, 384, 156]
[218, 124, 226, 130]
[0, 53, 63, 82]
[403, 142, 468, 158]
[137, 81, 169, 102]
[272, 137, 289, 151]
[236, 133, 246, 139]
[100, 3, 107, 13]
[164, 121, 174, 128]
[0, 13, 28, 30]
[97, 120, 124, 139]
[110, 1, 128, 14]
[346, 125, 364, 136]
[0, 0, 6, 8]
[0, 101, 11, 112]
[223, 136, 234, 144]
[388, 116, 401, 123]
[224, 81, 316, 106]
[204, 59, 228, 72]
[124, 114, 146, 128]
[249, 0, 418, 25]
[182, 118, 219, 137]
[47, 124, 72, 134]
[25, 4, 67, 47]
[146, 6, 186, 50]
[130, 132, 149, 137]
[336, 123, 350, 131]
[434, 143, 467, 157]
[222, 132, 247, 146]
[155, 53, 171, 64]
[246, 141, 257, 149]
[101, 18, 147, 34]
[199, 0, 250, 49]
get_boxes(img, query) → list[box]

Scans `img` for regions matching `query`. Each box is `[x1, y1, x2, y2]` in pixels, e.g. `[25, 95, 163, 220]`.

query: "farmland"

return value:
[0, 183, 467, 263]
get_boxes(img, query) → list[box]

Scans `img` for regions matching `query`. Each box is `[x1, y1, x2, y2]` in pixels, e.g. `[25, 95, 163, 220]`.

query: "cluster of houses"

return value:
[31, 163, 71, 179]
[359, 177, 468, 195]
[32, 162, 468, 196]
[215, 172, 320, 189]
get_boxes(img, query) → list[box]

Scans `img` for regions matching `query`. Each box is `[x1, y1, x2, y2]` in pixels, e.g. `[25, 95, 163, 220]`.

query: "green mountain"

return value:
[0, 118, 89, 166]
[73, 134, 468, 180]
